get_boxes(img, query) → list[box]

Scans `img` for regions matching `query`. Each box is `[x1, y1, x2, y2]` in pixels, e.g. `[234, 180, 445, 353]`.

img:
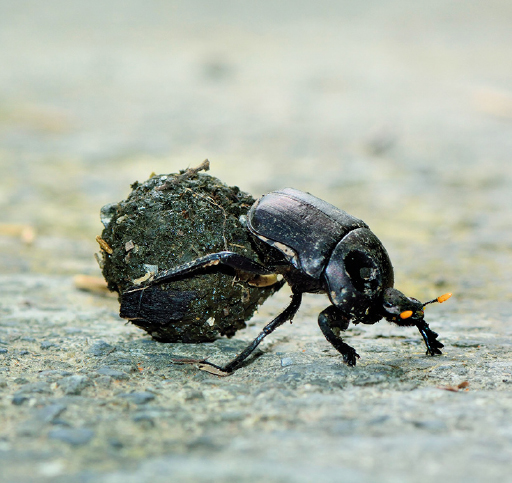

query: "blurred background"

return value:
[1, 0, 512, 304]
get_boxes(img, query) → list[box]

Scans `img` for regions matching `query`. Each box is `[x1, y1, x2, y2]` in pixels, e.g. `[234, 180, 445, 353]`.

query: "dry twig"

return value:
[156, 159, 210, 191]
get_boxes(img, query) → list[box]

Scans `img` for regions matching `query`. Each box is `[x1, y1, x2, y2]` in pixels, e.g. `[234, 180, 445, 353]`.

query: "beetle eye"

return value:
[400, 310, 413, 319]
[383, 301, 394, 309]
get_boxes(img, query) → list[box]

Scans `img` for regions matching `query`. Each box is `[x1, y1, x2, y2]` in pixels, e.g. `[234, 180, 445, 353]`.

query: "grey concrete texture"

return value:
[1, 1, 512, 482]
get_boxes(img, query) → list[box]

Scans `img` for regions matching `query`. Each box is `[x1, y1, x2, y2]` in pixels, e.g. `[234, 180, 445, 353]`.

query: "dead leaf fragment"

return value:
[437, 380, 470, 392]
[95, 235, 113, 254]
[0, 224, 36, 245]
[73, 275, 113, 295]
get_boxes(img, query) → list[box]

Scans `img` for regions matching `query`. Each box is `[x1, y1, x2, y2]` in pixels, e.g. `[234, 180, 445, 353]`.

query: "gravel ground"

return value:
[1, 1, 512, 482]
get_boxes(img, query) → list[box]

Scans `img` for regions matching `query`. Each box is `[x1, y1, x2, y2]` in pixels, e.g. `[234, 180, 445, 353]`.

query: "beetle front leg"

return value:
[416, 320, 444, 356]
[318, 305, 360, 366]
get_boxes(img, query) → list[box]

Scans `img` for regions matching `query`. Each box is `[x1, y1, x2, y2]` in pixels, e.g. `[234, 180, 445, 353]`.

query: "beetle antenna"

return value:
[422, 292, 452, 308]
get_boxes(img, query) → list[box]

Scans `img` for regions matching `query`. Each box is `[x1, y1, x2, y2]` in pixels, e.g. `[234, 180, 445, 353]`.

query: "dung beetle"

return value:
[144, 188, 451, 375]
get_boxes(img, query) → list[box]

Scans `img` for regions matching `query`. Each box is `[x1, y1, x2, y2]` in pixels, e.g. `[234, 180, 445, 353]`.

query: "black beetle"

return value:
[142, 188, 451, 375]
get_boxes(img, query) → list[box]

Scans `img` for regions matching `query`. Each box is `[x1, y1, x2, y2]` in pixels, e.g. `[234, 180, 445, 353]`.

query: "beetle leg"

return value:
[151, 251, 275, 285]
[318, 305, 360, 366]
[416, 320, 444, 356]
[193, 291, 303, 375]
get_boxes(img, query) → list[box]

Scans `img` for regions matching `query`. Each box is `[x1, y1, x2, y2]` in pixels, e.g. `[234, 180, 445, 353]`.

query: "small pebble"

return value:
[132, 414, 155, 428]
[40, 341, 58, 350]
[17, 420, 45, 437]
[58, 375, 91, 395]
[48, 428, 95, 446]
[412, 420, 448, 432]
[96, 367, 129, 380]
[95, 375, 112, 388]
[13, 377, 29, 385]
[16, 382, 52, 395]
[39, 370, 72, 377]
[12, 395, 29, 406]
[119, 392, 155, 405]
[183, 389, 204, 401]
[89, 341, 116, 357]
[108, 438, 124, 449]
[34, 404, 67, 423]
[281, 357, 294, 367]
[51, 419, 71, 427]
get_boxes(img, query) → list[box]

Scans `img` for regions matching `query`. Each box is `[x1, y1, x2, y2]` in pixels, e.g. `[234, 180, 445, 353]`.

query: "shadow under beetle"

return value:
[140, 188, 451, 375]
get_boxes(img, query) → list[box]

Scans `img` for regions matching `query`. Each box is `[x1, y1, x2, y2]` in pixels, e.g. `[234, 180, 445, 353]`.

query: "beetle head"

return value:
[381, 288, 423, 326]
[381, 288, 452, 326]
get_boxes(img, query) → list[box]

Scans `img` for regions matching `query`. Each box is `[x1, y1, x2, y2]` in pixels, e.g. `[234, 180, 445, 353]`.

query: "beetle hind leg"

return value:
[179, 291, 303, 375]
[318, 305, 360, 366]
[151, 251, 276, 285]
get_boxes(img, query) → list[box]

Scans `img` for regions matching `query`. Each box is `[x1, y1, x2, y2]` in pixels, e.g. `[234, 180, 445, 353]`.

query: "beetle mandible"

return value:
[144, 188, 451, 375]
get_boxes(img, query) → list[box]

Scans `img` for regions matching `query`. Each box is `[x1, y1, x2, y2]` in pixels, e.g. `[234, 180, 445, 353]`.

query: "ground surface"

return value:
[1, 1, 512, 482]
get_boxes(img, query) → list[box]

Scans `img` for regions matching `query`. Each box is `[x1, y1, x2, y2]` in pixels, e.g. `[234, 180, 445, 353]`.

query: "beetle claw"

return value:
[426, 346, 443, 356]
[343, 349, 360, 367]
